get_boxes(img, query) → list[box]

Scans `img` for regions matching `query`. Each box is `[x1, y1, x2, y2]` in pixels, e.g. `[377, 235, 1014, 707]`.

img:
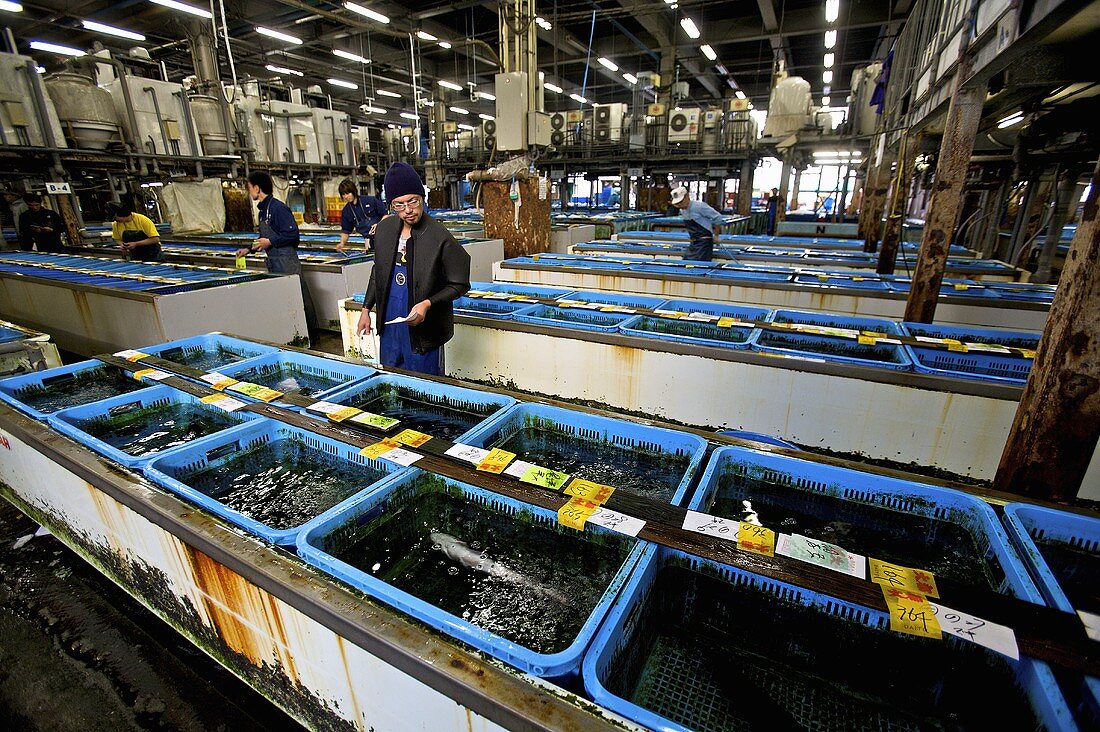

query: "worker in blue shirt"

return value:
[670, 186, 722, 261]
[336, 178, 386, 253]
[236, 171, 316, 333]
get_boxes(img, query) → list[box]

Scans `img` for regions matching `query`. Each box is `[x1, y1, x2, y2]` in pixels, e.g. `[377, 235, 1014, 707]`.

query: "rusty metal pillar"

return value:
[903, 77, 987, 323]
[736, 158, 755, 215]
[994, 158, 1100, 502]
[54, 194, 83, 248]
[876, 135, 917, 274]
[790, 167, 802, 211]
[860, 144, 896, 252]
[1034, 169, 1082, 284]
[778, 159, 792, 209]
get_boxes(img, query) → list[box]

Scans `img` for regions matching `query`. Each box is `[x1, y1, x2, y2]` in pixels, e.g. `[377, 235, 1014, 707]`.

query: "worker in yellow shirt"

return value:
[107, 201, 163, 262]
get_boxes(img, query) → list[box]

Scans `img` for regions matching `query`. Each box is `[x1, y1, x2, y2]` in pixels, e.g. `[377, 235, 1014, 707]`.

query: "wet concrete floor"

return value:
[0, 500, 305, 731]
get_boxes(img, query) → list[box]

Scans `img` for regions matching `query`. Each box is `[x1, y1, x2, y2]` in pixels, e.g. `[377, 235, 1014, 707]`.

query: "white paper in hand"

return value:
[384, 315, 411, 325]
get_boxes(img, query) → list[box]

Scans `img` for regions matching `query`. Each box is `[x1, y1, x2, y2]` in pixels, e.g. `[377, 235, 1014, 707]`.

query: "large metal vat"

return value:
[44, 71, 121, 150]
[188, 93, 230, 156]
[0, 52, 67, 148]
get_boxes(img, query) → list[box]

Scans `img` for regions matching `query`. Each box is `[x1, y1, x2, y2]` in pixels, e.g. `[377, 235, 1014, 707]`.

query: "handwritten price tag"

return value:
[776, 534, 865, 578]
[393, 429, 433, 447]
[682, 510, 738, 540]
[503, 459, 534, 479]
[881, 586, 942, 639]
[737, 523, 776, 556]
[199, 394, 247, 412]
[477, 448, 516, 473]
[132, 368, 170, 382]
[226, 381, 283, 402]
[360, 439, 401, 459]
[857, 334, 877, 345]
[558, 497, 599, 531]
[113, 349, 150, 362]
[869, 559, 939, 598]
[348, 411, 400, 431]
[587, 506, 645, 537]
[326, 406, 363, 422]
[930, 602, 1018, 659]
[1079, 610, 1100, 642]
[564, 478, 616, 505]
[199, 373, 238, 391]
[519, 465, 570, 490]
[716, 317, 738, 328]
[444, 443, 490, 465]
[378, 447, 422, 467]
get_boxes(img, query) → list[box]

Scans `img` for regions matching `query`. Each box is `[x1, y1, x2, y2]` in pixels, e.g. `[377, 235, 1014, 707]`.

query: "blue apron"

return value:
[379, 244, 441, 375]
[347, 200, 377, 246]
[260, 215, 316, 329]
[682, 215, 715, 262]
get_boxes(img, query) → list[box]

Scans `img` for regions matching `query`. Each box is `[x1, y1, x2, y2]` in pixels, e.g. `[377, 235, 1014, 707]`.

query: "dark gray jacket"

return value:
[364, 213, 471, 353]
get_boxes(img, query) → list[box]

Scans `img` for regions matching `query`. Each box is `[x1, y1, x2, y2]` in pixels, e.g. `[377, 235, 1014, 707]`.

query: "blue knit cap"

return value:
[383, 162, 426, 202]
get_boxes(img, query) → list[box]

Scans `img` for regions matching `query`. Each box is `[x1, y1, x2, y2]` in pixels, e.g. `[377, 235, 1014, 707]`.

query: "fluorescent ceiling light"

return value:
[376, 89, 401, 98]
[416, 30, 437, 42]
[623, 73, 637, 84]
[438, 79, 462, 91]
[458, 123, 475, 130]
[29, 41, 85, 56]
[821, 96, 831, 106]
[478, 113, 494, 120]
[813, 150, 860, 157]
[822, 70, 833, 84]
[825, 30, 837, 48]
[0, 2, 22, 12]
[735, 90, 746, 100]
[333, 48, 370, 64]
[598, 57, 618, 72]
[327, 78, 358, 89]
[363, 106, 386, 114]
[825, 0, 840, 23]
[715, 63, 729, 76]
[35, 65, 45, 73]
[569, 93, 587, 103]
[479, 91, 495, 100]
[265, 64, 303, 76]
[449, 106, 469, 115]
[823, 52, 834, 68]
[535, 16, 552, 30]
[823, 84, 831, 94]
[149, 0, 212, 19]
[700, 44, 716, 61]
[344, 2, 389, 24]
[82, 20, 145, 41]
[400, 112, 419, 120]
[997, 112, 1024, 128]
[256, 27, 302, 45]
[544, 82, 563, 93]
[438, 41, 452, 49]
[680, 18, 700, 39]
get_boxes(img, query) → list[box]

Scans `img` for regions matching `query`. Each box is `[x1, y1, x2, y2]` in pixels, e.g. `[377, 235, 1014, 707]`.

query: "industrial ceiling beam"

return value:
[755, 0, 790, 70]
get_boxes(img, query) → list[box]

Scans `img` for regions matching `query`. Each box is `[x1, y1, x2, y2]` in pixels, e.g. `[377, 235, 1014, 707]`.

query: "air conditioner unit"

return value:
[593, 102, 626, 143]
[483, 118, 497, 150]
[668, 108, 701, 142]
[550, 112, 565, 130]
[551, 130, 565, 146]
[703, 109, 721, 129]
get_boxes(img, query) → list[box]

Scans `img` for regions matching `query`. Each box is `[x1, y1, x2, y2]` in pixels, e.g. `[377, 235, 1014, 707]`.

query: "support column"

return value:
[479, 176, 551, 258]
[861, 143, 896, 252]
[789, 167, 802, 211]
[777, 158, 792, 209]
[979, 180, 1008, 258]
[903, 76, 987, 323]
[620, 173, 629, 211]
[54, 193, 83, 248]
[1034, 170, 1081, 283]
[736, 158, 754, 215]
[994, 158, 1100, 502]
[876, 136, 918, 274]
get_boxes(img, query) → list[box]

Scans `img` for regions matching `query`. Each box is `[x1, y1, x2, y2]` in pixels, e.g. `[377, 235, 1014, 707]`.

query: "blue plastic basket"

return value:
[452, 296, 536, 319]
[554, 289, 668, 310]
[1003, 503, 1100, 724]
[708, 265, 794, 282]
[141, 333, 279, 371]
[769, 308, 903, 335]
[460, 402, 708, 506]
[467, 280, 573, 299]
[512, 303, 638, 333]
[48, 384, 261, 468]
[0, 359, 146, 421]
[981, 282, 1057, 303]
[749, 326, 912, 370]
[900, 322, 1040, 384]
[144, 419, 403, 545]
[214, 351, 376, 403]
[627, 262, 716, 277]
[620, 300, 769, 350]
[583, 544, 1076, 732]
[318, 373, 517, 443]
[792, 271, 891, 290]
[885, 277, 999, 299]
[295, 469, 645, 678]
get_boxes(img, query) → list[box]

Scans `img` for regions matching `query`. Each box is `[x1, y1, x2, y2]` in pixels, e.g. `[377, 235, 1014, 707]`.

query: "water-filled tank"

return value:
[188, 94, 230, 155]
[45, 72, 122, 150]
[762, 75, 811, 138]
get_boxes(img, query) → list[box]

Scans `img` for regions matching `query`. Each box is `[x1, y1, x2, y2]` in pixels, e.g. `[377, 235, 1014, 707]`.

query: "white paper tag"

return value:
[113, 349, 148, 360]
[930, 602, 1020, 660]
[682, 510, 739, 540]
[1079, 610, 1100, 642]
[206, 396, 247, 412]
[587, 506, 645, 537]
[384, 315, 411, 325]
[915, 335, 943, 344]
[380, 447, 421, 466]
[775, 534, 866, 579]
[306, 400, 344, 415]
[444, 443, 490, 464]
[685, 312, 720, 322]
[483, 292, 512, 300]
[503, 459, 534, 478]
[141, 369, 171, 381]
[200, 372, 232, 386]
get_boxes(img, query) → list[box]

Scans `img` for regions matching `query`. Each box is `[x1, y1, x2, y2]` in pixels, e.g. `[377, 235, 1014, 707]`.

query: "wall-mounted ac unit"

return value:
[593, 102, 626, 143]
[482, 118, 497, 150]
[668, 108, 701, 142]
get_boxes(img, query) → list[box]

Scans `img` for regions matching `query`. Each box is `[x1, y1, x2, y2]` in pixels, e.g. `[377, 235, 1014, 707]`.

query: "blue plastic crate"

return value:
[583, 544, 1076, 732]
[318, 373, 517, 443]
[467, 280, 572, 299]
[141, 333, 279, 371]
[716, 429, 797, 449]
[770, 308, 903, 335]
[792, 271, 891, 290]
[627, 262, 716, 277]
[452, 296, 537, 319]
[554, 289, 668, 310]
[296, 469, 645, 678]
[749, 319, 911, 370]
[900, 322, 1040, 384]
[885, 276, 999, 299]
[215, 351, 376, 402]
[620, 300, 768, 350]
[1003, 503, 1100, 724]
[48, 384, 261, 468]
[512, 303, 638, 333]
[709, 265, 794, 282]
[144, 419, 402, 545]
[0, 359, 147, 421]
[981, 282, 1057, 303]
[460, 402, 708, 505]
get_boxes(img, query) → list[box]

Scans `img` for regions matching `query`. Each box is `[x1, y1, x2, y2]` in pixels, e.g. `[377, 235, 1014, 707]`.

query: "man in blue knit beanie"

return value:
[356, 163, 470, 375]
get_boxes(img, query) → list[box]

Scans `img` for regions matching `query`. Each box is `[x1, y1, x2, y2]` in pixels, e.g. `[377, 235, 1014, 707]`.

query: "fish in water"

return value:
[275, 376, 302, 393]
[430, 531, 568, 604]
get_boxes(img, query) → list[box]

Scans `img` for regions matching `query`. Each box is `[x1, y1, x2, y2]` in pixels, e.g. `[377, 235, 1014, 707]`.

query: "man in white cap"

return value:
[670, 186, 723, 262]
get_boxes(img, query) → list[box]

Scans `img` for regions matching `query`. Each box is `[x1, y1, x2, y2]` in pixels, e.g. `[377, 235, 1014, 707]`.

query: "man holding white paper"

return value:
[356, 163, 470, 375]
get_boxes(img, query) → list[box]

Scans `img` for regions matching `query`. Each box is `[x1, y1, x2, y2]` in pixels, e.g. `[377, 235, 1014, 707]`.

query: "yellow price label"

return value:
[393, 429, 433, 448]
[716, 317, 736, 328]
[477, 448, 516, 473]
[1020, 348, 1036, 359]
[737, 523, 776, 556]
[852, 276, 865, 282]
[235, 256, 247, 270]
[953, 283, 970, 291]
[817, 274, 829, 281]
[226, 381, 284, 402]
[200, 394, 227, 404]
[869, 559, 939, 598]
[132, 368, 158, 381]
[564, 478, 616, 505]
[881, 586, 942, 639]
[558, 497, 599, 531]
[857, 334, 877, 345]
[359, 439, 400, 459]
[519, 465, 570, 490]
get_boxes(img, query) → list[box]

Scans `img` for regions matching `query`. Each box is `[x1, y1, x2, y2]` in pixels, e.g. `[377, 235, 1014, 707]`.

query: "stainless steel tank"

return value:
[44, 72, 122, 150]
[188, 94, 230, 155]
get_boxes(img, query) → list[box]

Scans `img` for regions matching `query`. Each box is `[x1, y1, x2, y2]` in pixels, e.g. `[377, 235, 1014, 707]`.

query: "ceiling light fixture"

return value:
[363, 106, 386, 114]
[735, 90, 746, 100]
[29, 40, 85, 56]
[449, 106, 469, 115]
[680, 18, 700, 39]
[0, 2, 22, 12]
[569, 92, 587, 103]
[700, 44, 717, 61]
[400, 112, 419, 120]
[256, 27, 302, 45]
[825, 30, 837, 48]
[823, 52, 834, 68]
[148, 0, 212, 19]
[535, 16, 552, 30]
[822, 70, 833, 84]
[81, 20, 145, 41]
[333, 48, 370, 64]
[479, 91, 496, 100]
[376, 89, 401, 98]
[544, 82, 563, 93]
[327, 78, 359, 89]
[821, 96, 830, 105]
[825, 0, 840, 23]
[997, 111, 1024, 128]
[623, 73, 637, 84]
[438, 41, 452, 49]
[458, 123, 475, 130]
[598, 57, 618, 72]
[416, 30, 437, 42]
[478, 113, 494, 120]
[265, 64, 303, 76]
[344, 2, 389, 24]
[438, 79, 462, 91]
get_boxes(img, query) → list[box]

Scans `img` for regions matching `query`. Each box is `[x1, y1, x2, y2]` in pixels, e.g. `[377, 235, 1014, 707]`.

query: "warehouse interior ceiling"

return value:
[2, 0, 910, 128]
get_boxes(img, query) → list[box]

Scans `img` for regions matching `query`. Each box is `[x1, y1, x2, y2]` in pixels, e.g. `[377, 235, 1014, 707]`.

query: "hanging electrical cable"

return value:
[216, 0, 238, 104]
